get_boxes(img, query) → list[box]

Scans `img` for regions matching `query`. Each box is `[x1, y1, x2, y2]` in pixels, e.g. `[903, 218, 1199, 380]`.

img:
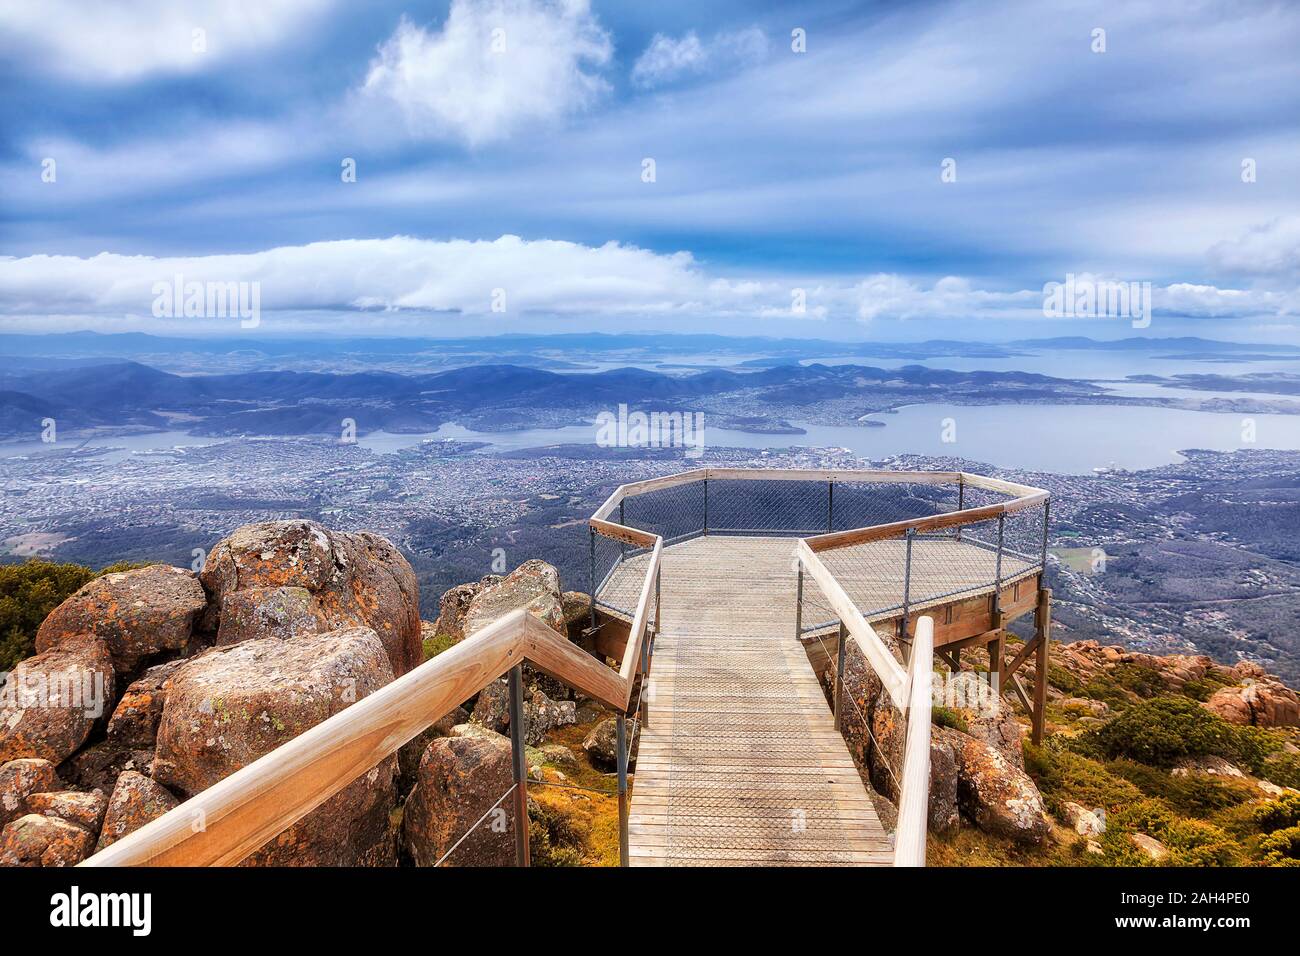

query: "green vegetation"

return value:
[931, 704, 968, 734]
[1106, 759, 1257, 817]
[0, 558, 145, 671]
[1023, 741, 1141, 818]
[1098, 799, 1241, 866]
[1253, 793, 1300, 833]
[1258, 827, 1300, 864]
[421, 628, 458, 661]
[1083, 696, 1280, 769]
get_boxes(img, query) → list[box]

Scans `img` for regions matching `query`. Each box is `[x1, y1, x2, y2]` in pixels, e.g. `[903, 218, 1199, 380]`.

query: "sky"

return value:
[1, 0, 1298, 343]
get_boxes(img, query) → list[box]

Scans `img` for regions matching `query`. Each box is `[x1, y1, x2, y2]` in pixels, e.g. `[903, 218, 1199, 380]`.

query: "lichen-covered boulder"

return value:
[462, 560, 565, 639]
[0, 758, 61, 827]
[429, 580, 490, 645]
[106, 658, 186, 749]
[403, 732, 517, 866]
[152, 626, 398, 866]
[471, 680, 576, 745]
[397, 706, 468, 796]
[26, 789, 108, 835]
[524, 689, 576, 745]
[951, 732, 1049, 844]
[215, 586, 330, 647]
[928, 729, 962, 835]
[199, 520, 421, 677]
[582, 716, 637, 769]
[0, 813, 94, 866]
[966, 708, 1025, 771]
[1062, 801, 1105, 837]
[0, 634, 115, 764]
[96, 770, 179, 851]
[36, 564, 206, 672]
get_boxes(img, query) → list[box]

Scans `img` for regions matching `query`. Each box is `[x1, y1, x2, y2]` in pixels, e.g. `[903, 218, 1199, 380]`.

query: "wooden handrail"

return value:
[893, 615, 934, 867]
[619, 538, 662, 685]
[803, 503, 1008, 552]
[796, 539, 909, 708]
[80, 609, 629, 867]
[590, 517, 658, 549]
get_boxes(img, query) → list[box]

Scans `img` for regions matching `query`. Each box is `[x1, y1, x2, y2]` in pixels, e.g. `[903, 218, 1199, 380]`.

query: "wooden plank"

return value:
[590, 517, 657, 549]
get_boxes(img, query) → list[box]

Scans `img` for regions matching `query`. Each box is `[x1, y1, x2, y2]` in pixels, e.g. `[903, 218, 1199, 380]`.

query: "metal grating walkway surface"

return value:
[614, 536, 893, 866]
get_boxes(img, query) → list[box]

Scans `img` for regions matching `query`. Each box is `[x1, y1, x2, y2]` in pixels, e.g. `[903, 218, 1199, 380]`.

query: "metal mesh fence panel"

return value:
[621, 479, 706, 545]
[706, 478, 828, 535]
[830, 480, 959, 533]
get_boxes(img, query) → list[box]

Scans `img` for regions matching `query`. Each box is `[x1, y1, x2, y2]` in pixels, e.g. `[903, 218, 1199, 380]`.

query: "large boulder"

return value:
[152, 626, 398, 866]
[462, 560, 565, 639]
[214, 586, 330, 647]
[397, 706, 468, 796]
[0, 813, 94, 867]
[471, 679, 576, 745]
[966, 708, 1025, 771]
[403, 732, 517, 866]
[0, 634, 115, 764]
[26, 789, 108, 835]
[927, 730, 962, 835]
[96, 770, 179, 851]
[429, 578, 496, 645]
[35, 564, 206, 672]
[583, 716, 637, 769]
[0, 758, 61, 827]
[199, 520, 421, 677]
[106, 658, 186, 749]
[950, 732, 1049, 844]
[1204, 679, 1300, 728]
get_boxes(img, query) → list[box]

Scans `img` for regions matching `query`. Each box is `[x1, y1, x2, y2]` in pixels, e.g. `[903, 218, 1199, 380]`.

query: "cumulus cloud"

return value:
[1208, 217, 1300, 278]
[1, 238, 1291, 334]
[631, 27, 767, 89]
[360, 0, 612, 145]
[0, 0, 331, 82]
[0, 236, 707, 322]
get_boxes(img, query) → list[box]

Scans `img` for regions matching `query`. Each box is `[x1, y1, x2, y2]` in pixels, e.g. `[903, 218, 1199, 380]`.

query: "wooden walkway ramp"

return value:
[621, 536, 892, 866]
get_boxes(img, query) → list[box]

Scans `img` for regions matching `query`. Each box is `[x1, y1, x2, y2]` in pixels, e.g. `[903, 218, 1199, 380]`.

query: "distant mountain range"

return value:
[0, 359, 1091, 441]
[2, 330, 1296, 370]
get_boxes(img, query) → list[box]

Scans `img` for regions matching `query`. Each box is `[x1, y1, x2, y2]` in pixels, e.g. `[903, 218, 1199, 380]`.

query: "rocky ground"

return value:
[0, 523, 635, 867]
[3, 524, 1298, 867]
[826, 630, 1300, 866]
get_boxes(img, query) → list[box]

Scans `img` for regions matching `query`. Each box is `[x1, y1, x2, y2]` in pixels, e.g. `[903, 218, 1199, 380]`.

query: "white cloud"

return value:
[360, 0, 612, 145]
[631, 27, 767, 89]
[0, 0, 331, 82]
[1, 238, 1291, 334]
[1208, 217, 1300, 278]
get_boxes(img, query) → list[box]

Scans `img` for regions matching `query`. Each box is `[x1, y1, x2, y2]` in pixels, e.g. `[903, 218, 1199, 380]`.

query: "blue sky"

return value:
[1, 0, 1298, 342]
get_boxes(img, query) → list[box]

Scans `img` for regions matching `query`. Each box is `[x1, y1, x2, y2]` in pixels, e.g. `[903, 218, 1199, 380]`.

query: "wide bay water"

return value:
[4, 349, 1298, 475]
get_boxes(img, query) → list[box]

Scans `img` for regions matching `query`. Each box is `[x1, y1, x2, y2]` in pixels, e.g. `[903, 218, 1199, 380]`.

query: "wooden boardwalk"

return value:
[612, 536, 893, 866]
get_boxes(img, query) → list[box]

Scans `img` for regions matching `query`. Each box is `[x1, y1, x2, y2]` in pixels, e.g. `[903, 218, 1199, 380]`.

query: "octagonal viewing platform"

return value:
[586, 468, 1051, 867]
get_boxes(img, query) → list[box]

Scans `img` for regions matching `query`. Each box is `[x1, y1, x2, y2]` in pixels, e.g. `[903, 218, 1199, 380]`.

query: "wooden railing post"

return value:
[617, 713, 630, 867]
[507, 665, 530, 867]
[1032, 588, 1051, 746]
[833, 620, 847, 732]
[794, 564, 804, 639]
[894, 616, 934, 867]
[588, 526, 597, 631]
